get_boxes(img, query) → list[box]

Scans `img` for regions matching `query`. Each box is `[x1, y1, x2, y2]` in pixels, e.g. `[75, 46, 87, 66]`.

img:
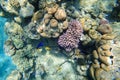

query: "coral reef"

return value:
[0, 0, 120, 80]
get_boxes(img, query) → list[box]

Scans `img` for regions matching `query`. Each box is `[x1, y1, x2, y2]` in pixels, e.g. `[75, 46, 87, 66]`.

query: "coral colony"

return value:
[58, 20, 83, 52]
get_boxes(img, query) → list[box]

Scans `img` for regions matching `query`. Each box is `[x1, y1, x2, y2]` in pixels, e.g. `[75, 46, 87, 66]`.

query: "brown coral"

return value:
[54, 8, 67, 20]
[46, 3, 59, 14]
[62, 20, 68, 30]
[32, 10, 44, 23]
[50, 19, 58, 27]
[97, 24, 112, 34]
[44, 14, 52, 19]
[101, 34, 115, 40]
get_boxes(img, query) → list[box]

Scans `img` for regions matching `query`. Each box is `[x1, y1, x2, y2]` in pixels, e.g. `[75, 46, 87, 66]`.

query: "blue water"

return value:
[0, 17, 16, 80]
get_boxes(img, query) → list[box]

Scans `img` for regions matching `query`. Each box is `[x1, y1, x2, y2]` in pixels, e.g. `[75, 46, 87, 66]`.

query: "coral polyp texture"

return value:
[58, 20, 83, 51]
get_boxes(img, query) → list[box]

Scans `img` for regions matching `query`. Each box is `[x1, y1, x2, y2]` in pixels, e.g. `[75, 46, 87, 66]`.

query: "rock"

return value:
[0, 0, 19, 15]
[18, 0, 27, 7]
[12, 38, 24, 49]
[6, 70, 22, 80]
[9, 0, 20, 9]
[55, 8, 67, 20]
[19, 3, 34, 18]
[25, 22, 40, 39]
[12, 56, 33, 72]
[34, 49, 78, 80]
[4, 39, 16, 56]
[5, 21, 23, 36]
[14, 16, 22, 23]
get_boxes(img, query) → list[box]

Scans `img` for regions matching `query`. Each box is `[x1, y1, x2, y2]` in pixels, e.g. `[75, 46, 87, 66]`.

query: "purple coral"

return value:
[66, 20, 83, 37]
[58, 20, 83, 52]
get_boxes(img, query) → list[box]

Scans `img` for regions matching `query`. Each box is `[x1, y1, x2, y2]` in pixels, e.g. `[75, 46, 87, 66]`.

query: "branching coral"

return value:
[58, 20, 83, 52]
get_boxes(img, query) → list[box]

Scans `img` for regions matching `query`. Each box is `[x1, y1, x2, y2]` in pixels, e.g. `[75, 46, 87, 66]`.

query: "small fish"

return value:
[45, 46, 51, 51]
[37, 42, 44, 48]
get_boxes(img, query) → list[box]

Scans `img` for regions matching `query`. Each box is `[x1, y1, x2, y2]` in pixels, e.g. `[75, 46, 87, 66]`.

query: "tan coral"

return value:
[101, 34, 115, 40]
[32, 10, 44, 23]
[97, 46, 105, 56]
[89, 65, 95, 80]
[54, 8, 67, 20]
[36, 24, 45, 33]
[44, 14, 52, 19]
[101, 44, 111, 50]
[36, 26, 43, 33]
[80, 18, 85, 27]
[46, 3, 59, 14]
[102, 50, 112, 57]
[44, 18, 50, 24]
[99, 55, 111, 66]
[52, 32, 60, 38]
[98, 47, 112, 57]
[95, 68, 104, 80]
[88, 29, 100, 39]
[40, 32, 51, 38]
[100, 63, 110, 71]
[83, 25, 91, 32]
[93, 50, 99, 59]
[62, 20, 68, 30]
[92, 63, 100, 68]
[50, 19, 58, 27]
[97, 24, 112, 34]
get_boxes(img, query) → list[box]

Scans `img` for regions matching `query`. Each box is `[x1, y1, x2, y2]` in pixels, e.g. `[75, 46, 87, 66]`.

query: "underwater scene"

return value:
[0, 0, 120, 80]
